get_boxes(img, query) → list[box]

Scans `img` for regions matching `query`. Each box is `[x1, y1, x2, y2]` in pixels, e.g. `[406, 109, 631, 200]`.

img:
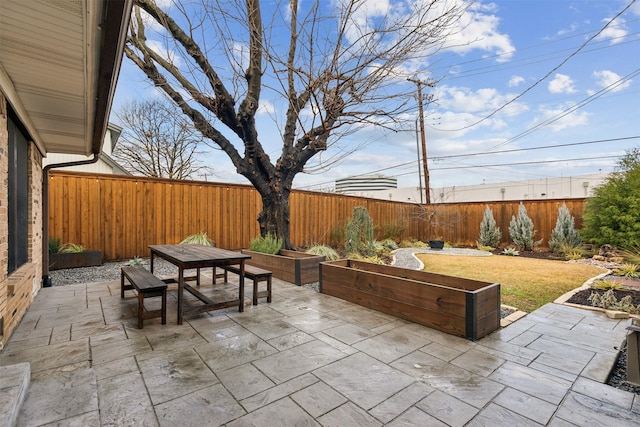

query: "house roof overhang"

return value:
[0, 0, 133, 157]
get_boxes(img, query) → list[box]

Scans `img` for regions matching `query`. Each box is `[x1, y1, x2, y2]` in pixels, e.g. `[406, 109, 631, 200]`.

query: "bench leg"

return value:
[121, 272, 125, 298]
[253, 278, 258, 306]
[161, 289, 167, 325]
[137, 292, 145, 329]
[267, 276, 272, 303]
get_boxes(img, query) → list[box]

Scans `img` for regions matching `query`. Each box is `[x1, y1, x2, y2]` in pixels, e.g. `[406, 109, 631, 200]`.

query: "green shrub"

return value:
[509, 203, 535, 250]
[180, 231, 215, 246]
[549, 203, 581, 253]
[249, 233, 283, 254]
[478, 205, 501, 247]
[59, 243, 84, 253]
[346, 206, 375, 257]
[379, 239, 399, 250]
[329, 222, 347, 249]
[305, 245, 340, 261]
[376, 221, 406, 241]
[49, 237, 61, 254]
[582, 148, 640, 248]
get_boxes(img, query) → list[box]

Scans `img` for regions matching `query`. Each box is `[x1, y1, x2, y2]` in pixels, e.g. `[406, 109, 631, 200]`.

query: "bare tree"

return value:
[114, 98, 210, 179]
[125, 0, 466, 248]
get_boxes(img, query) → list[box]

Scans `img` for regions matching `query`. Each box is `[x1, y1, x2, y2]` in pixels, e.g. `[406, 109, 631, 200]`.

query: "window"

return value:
[8, 112, 29, 274]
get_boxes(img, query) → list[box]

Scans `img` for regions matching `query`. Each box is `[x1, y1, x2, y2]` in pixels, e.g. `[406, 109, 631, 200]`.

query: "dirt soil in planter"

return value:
[566, 288, 640, 306]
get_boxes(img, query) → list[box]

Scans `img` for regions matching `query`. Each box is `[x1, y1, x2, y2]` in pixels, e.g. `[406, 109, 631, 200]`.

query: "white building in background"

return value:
[337, 173, 608, 203]
[42, 123, 130, 175]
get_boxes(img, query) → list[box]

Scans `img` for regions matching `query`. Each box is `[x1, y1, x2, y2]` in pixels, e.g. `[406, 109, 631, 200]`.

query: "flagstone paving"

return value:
[1, 273, 639, 426]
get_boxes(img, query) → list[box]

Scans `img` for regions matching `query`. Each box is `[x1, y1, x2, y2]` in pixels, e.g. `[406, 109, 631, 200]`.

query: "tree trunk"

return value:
[257, 190, 292, 249]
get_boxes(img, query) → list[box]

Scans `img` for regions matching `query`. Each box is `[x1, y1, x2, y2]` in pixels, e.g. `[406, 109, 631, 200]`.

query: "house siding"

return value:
[0, 91, 43, 349]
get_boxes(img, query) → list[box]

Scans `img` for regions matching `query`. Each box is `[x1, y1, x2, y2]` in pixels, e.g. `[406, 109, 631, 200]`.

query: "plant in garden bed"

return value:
[249, 233, 283, 254]
[588, 289, 640, 314]
[59, 243, 85, 253]
[346, 206, 375, 257]
[126, 256, 146, 266]
[591, 279, 622, 290]
[305, 245, 340, 261]
[549, 203, 581, 254]
[509, 203, 541, 251]
[478, 205, 501, 248]
[614, 264, 640, 278]
[502, 247, 519, 256]
[180, 231, 215, 246]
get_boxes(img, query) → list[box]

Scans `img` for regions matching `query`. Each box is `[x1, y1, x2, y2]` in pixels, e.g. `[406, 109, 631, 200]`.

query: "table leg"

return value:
[150, 252, 155, 273]
[239, 260, 245, 312]
[177, 267, 184, 325]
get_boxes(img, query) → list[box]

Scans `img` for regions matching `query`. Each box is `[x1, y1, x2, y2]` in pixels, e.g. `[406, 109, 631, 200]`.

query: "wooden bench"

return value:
[121, 266, 168, 329]
[218, 265, 272, 305]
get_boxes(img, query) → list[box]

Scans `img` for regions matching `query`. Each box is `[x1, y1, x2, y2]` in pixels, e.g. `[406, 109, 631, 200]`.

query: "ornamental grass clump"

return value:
[59, 243, 84, 253]
[249, 233, 283, 254]
[180, 231, 215, 246]
[549, 203, 581, 254]
[478, 205, 501, 248]
[305, 245, 340, 261]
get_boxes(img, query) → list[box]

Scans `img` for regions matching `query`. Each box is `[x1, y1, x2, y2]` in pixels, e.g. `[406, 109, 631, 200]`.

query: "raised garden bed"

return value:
[319, 259, 500, 340]
[241, 249, 325, 286]
[49, 250, 102, 270]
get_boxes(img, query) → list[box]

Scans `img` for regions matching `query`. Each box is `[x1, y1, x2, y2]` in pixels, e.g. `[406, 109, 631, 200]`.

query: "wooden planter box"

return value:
[49, 251, 102, 270]
[320, 259, 500, 340]
[241, 249, 325, 286]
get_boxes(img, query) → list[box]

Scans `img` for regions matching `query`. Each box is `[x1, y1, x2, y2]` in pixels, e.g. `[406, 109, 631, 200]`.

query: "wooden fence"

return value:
[48, 171, 587, 261]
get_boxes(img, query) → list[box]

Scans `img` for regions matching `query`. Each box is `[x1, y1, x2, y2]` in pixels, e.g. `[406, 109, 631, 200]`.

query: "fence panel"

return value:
[48, 171, 586, 261]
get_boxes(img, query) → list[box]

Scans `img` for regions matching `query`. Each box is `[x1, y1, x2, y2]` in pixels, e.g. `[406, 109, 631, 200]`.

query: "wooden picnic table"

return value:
[149, 244, 250, 324]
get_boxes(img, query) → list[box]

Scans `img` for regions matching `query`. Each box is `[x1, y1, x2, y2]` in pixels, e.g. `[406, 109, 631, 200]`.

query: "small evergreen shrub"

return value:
[346, 206, 375, 257]
[305, 245, 340, 261]
[379, 239, 399, 250]
[249, 233, 283, 254]
[478, 205, 501, 248]
[509, 203, 535, 250]
[549, 203, 581, 253]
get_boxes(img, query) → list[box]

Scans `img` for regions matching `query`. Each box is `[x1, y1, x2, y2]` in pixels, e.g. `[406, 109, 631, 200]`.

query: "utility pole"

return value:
[408, 78, 433, 204]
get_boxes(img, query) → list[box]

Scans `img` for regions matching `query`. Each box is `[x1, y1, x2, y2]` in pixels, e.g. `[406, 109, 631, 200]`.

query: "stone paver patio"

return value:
[1, 273, 639, 426]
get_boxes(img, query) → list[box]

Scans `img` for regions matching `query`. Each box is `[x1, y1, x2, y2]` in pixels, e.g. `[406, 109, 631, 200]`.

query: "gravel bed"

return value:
[49, 259, 179, 286]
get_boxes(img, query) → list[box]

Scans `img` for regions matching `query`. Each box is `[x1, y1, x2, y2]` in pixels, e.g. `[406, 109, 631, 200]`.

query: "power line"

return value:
[431, 155, 621, 171]
[433, 136, 640, 160]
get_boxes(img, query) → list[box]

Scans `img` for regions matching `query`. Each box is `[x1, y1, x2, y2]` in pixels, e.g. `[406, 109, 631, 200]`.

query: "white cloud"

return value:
[530, 103, 590, 132]
[146, 40, 182, 68]
[257, 100, 276, 115]
[443, 2, 515, 62]
[592, 70, 632, 93]
[556, 23, 578, 36]
[595, 18, 628, 45]
[548, 74, 576, 94]
[435, 85, 528, 116]
[508, 76, 525, 87]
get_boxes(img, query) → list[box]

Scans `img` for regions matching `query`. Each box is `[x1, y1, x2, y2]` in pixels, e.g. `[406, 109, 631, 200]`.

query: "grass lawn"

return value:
[415, 254, 606, 312]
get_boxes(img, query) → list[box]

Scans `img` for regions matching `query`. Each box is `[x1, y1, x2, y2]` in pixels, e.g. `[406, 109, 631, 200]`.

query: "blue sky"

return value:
[111, 0, 640, 191]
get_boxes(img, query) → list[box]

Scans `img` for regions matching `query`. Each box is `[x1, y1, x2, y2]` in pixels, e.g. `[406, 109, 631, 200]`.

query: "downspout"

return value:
[42, 155, 100, 287]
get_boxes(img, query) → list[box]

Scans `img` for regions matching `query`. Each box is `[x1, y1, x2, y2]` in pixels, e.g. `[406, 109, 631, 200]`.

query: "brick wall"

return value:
[0, 91, 43, 349]
[0, 91, 8, 347]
